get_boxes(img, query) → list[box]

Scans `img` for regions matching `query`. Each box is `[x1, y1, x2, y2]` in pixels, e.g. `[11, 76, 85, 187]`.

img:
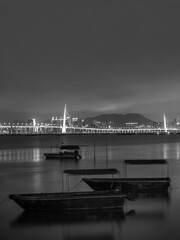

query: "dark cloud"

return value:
[0, 0, 180, 122]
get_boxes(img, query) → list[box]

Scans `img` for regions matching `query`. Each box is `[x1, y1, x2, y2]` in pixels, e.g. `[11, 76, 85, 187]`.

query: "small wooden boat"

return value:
[9, 167, 127, 212]
[83, 159, 171, 193]
[44, 145, 81, 160]
[9, 190, 126, 212]
[83, 177, 171, 193]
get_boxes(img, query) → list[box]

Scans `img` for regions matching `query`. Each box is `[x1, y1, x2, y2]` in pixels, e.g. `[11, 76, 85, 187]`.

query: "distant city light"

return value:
[0, 105, 180, 134]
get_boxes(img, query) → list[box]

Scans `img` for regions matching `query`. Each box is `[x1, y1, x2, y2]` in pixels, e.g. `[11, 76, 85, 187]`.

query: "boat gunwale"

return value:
[9, 190, 126, 199]
[82, 177, 171, 183]
[123, 159, 168, 165]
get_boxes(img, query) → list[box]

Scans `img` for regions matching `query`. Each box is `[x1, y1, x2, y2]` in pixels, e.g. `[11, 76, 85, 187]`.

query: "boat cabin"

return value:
[123, 159, 169, 178]
[44, 145, 81, 159]
[62, 168, 119, 191]
[60, 145, 80, 152]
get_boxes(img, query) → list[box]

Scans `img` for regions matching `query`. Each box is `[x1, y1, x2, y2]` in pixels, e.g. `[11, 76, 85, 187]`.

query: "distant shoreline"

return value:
[0, 132, 179, 136]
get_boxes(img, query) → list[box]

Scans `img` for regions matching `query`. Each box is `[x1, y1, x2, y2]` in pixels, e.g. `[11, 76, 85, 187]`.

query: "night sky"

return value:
[1, 0, 180, 122]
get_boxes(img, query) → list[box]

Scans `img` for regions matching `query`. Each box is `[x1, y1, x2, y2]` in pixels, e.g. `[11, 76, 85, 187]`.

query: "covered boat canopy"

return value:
[123, 159, 168, 165]
[63, 168, 119, 175]
[60, 145, 80, 150]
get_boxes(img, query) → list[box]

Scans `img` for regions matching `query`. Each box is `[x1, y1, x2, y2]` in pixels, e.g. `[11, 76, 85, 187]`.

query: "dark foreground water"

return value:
[1, 134, 180, 240]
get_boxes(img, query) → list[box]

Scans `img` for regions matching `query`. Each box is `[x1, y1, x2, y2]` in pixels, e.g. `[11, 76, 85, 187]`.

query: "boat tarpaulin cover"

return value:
[124, 159, 168, 165]
[63, 168, 119, 175]
[60, 145, 80, 150]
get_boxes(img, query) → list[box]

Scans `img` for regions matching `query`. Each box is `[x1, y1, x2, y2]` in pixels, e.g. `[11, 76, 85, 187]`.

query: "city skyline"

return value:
[0, 107, 177, 126]
[1, 107, 179, 135]
[1, 1, 180, 122]
[0, 102, 179, 124]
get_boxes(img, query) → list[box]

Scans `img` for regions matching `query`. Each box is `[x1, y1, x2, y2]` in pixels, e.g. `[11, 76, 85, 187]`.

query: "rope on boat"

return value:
[0, 195, 8, 208]
[67, 179, 83, 191]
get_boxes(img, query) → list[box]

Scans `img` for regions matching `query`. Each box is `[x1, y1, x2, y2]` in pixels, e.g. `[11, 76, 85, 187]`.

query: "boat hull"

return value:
[83, 177, 171, 193]
[9, 191, 125, 212]
[44, 153, 81, 160]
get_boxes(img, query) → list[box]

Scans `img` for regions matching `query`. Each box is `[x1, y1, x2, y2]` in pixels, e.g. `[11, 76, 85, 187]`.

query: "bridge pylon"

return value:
[163, 113, 167, 133]
[62, 104, 67, 133]
[62, 104, 71, 133]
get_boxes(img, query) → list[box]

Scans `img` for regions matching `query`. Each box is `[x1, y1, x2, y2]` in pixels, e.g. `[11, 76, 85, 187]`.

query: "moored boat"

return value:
[83, 177, 171, 193]
[9, 167, 127, 212]
[43, 145, 81, 160]
[83, 159, 171, 193]
[9, 190, 126, 212]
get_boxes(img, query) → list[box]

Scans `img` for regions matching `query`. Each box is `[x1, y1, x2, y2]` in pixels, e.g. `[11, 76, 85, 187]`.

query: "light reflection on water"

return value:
[0, 148, 42, 162]
[0, 141, 180, 164]
[1, 134, 180, 240]
[163, 143, 180, 160]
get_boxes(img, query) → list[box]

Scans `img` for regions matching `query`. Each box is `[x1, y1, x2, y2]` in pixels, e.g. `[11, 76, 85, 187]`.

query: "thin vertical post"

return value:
[62, 171, 64, 192]
[167, 162, 169, 178]
[67, 175, 70, 191]
[106, 142, 108, 168]
[93, 141, 96, 167]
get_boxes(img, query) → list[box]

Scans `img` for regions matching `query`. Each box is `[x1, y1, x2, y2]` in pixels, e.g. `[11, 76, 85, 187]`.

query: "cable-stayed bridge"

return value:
[0, 105, 179, 134]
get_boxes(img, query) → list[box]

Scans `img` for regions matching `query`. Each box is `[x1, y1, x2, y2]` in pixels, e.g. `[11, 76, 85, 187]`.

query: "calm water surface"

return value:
[1, 134, 180, 240]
